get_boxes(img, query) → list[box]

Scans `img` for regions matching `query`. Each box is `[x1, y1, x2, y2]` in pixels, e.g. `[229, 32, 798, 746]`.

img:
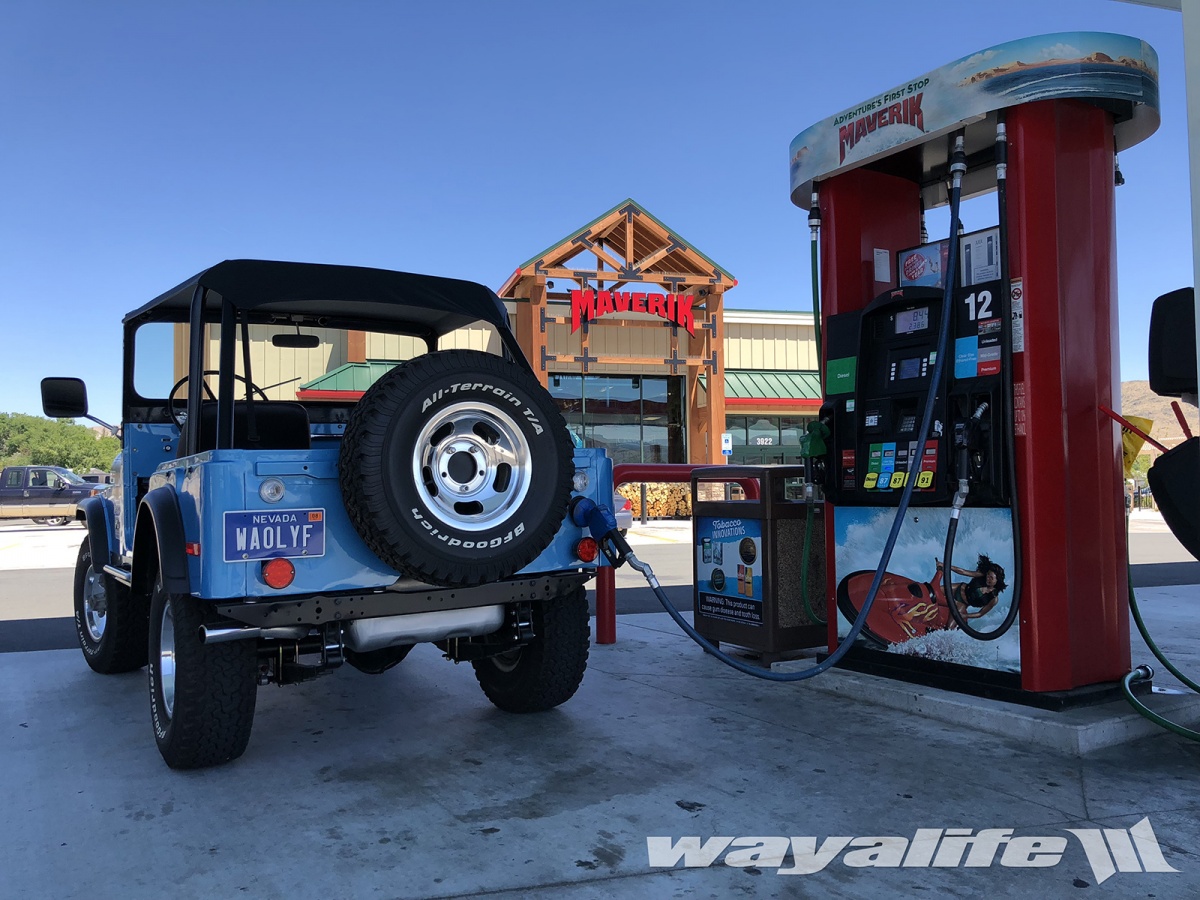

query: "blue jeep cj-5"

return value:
[41, 260, 618, 769]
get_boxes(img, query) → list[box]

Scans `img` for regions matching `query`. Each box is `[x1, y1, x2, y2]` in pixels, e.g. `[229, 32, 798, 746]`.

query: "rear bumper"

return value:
[213, 571, 592, 628]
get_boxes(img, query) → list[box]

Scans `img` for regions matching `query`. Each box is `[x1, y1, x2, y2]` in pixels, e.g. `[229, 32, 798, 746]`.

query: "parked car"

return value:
[42, 259, 618, 770]
[0, 465, 101, 526]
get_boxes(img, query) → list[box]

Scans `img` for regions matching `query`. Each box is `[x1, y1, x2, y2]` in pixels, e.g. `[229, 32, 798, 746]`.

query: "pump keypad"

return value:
[862, 440, 938, 492]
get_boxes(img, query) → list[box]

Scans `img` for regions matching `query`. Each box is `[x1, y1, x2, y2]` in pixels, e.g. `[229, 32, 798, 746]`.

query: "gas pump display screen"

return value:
[897, 357, 922, 380]
[895, 307, 929, 334]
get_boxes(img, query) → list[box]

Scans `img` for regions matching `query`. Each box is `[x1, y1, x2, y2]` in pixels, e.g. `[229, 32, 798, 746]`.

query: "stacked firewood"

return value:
[617, 483, 692, 518]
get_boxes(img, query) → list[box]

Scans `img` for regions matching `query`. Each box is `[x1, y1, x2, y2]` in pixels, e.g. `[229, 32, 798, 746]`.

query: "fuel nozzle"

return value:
[568, 496, 658, 583]
[951, 401, 990, 511]
[570, 496, 630, 568]
[959, 401, 990, 449]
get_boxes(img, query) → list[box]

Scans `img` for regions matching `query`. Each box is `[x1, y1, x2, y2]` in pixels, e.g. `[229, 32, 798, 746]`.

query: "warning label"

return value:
[698, 592, 763, 626]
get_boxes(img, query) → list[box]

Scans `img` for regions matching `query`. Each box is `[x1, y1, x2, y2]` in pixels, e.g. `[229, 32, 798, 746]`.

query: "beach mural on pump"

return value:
[788, 31, 1159, 200]
[833, 507, 1019, 674]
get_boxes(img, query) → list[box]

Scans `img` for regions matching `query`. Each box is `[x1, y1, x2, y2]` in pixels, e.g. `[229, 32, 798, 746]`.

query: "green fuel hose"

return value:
[1122, 570, 1200, 742]
[799, 500, 825, 625]
[798, 192, 825, 627]
[1121, 509, 1200, 741]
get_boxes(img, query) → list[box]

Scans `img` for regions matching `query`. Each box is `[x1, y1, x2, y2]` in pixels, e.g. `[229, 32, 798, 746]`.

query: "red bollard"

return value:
[595, 565, 617, 644]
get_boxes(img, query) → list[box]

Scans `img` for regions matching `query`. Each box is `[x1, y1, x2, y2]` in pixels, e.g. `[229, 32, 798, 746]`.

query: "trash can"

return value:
[691, 465, 826, 659]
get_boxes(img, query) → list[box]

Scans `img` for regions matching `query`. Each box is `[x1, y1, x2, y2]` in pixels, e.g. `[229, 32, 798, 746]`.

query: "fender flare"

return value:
[133, 487, 190, 595]
[77, 495, 118, 568]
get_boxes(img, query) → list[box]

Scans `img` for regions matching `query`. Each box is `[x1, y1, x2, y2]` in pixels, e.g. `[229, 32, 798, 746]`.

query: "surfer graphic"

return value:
[836, 553, 1008, 647]
[935, 554, 1008, 622]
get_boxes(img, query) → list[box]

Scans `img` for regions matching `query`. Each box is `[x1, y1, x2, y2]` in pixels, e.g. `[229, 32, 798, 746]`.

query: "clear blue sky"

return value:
[1, 1, 1191, 425]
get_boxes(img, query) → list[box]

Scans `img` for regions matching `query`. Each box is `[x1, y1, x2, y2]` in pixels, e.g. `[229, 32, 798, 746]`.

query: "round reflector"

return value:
[261, 557, 296, 589]
[575, 537, 599, 563]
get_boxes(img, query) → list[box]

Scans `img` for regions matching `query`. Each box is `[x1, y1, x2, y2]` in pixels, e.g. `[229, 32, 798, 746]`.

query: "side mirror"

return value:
[1148, 287, 1197, 398]
[41, 377, 89, 418]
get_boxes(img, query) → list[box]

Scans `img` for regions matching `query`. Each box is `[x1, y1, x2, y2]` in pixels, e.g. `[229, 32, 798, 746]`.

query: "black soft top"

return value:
[122, 259, 513, 339]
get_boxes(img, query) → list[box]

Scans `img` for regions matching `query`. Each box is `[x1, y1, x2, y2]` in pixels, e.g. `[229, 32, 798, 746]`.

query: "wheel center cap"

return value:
[446, 450, 477, 484]
[438, 441, 488, 494]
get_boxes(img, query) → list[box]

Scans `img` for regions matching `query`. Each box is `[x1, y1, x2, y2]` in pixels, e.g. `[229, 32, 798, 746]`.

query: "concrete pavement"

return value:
[2, 515, 1200, 898]
[3, 597, 1199, 899]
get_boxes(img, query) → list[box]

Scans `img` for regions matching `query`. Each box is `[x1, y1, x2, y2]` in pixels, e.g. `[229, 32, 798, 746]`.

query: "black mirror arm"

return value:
[84, 414, 121, 439]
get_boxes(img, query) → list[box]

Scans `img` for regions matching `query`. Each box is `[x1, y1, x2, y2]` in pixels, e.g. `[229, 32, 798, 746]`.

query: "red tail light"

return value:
[575, 537, 599, 563]
[261, 557, 296, 589]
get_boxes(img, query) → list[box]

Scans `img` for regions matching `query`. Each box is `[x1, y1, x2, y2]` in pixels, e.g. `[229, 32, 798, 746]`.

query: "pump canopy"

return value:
[789, 31, 1160, 207]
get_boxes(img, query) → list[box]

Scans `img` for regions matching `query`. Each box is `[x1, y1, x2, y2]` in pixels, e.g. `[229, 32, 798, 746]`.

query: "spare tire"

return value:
[339, 349, 573, 586]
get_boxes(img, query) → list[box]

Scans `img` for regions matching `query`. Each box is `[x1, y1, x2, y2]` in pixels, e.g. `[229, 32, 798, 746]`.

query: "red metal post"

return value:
[1007, 100, 1129, 691]
[595, 565, 617, 644]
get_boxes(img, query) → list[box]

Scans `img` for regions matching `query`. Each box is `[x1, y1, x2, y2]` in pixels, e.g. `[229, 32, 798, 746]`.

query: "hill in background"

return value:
[1121, 380, 1197, 453]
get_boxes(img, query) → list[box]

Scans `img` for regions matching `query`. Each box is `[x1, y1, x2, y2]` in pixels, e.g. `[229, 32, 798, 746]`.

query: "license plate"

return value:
[223, 509, 326, 562]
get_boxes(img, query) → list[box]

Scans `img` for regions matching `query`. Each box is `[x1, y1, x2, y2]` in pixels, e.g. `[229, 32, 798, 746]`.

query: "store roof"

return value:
[296, 361, 400, 396]
[498, 198, 735, 299]
[723, 370, 821, 403]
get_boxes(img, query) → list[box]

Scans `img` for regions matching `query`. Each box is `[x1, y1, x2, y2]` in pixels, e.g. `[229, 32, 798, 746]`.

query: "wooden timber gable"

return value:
[498, 199, 737, 463]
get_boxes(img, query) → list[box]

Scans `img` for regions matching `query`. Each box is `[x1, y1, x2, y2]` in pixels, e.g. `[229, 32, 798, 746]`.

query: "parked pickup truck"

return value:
[0, 465, 102, 525]
[41, 259, 620, 770]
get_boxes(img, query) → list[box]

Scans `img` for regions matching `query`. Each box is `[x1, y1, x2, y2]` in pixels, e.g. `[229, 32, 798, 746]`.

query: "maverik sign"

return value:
[788, 31, 1159, 205]
[570, 289, 696, 336]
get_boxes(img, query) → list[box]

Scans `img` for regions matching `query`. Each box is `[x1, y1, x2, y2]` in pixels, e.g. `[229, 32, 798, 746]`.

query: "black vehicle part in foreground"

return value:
[472, 581, 590, 712]
[148, 564, 258, 770]
[340, 349, 574, 587]
[73, 536, 148, 674]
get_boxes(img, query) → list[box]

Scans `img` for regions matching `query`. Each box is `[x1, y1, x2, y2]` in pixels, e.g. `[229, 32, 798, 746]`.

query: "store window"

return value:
[549, 374, 686, 464]
[726, 413, 814, 466]
[748, 417, 779, 448]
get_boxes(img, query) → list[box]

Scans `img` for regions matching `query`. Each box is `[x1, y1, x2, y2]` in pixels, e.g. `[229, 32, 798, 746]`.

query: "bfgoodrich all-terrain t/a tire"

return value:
[472, 583, 590, 713]
[339, 349, 574, 587]
[147, 566, 257, 769]
[73, 536, 148, 674]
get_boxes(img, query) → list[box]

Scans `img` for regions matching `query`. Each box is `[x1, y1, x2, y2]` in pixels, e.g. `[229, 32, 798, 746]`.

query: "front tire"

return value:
[44, 516, 72, 527]
[472, 583, 590, 713]
[74, 536, 148, 674]
[147, 568, 257, 769]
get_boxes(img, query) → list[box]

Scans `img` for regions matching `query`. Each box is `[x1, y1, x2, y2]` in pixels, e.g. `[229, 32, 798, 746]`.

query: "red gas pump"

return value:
[791, 32, 1161, 703]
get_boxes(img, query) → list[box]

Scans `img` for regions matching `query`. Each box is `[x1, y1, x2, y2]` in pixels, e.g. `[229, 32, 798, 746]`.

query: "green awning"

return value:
[721, 370, 822, 402]
[298, 360, 401, 393]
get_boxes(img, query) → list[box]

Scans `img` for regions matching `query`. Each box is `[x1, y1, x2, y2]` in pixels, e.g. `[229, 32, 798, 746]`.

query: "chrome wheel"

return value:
[159, 601, 177, 718]
[82, 566, 108, 642]
[412, 402, 532, 532]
